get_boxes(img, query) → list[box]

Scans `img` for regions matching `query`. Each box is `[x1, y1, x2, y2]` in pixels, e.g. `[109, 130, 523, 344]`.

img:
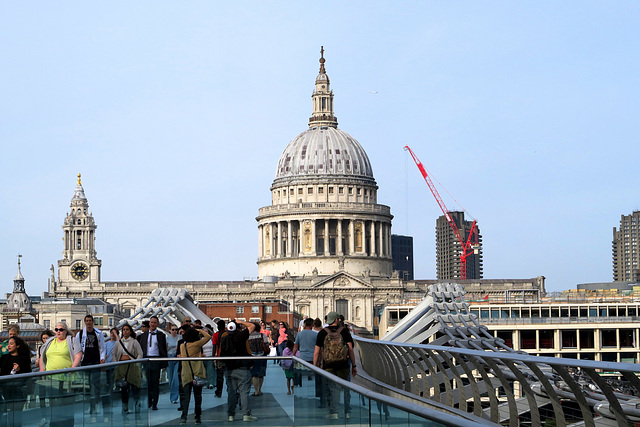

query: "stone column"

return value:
[324, 220, 330, 255]
[337, 220, 343, 255]
[378, 222, 383, 256]
[386, 223, 391, 256]
[349, 220, 355, 254]
[270, 223, 275, 258]
[311, 219, 317, 255]
[277, 222, 283, 258]
[258, 224, 263, 258]
[370, 221, 376, 256]
[287, 221, 292, 257]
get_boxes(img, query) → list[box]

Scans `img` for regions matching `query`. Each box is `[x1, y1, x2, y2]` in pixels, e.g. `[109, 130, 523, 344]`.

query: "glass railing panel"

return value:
[0, 361, 150, 427]
[290, 360, 450, 427]
[1, 356, 461, 426]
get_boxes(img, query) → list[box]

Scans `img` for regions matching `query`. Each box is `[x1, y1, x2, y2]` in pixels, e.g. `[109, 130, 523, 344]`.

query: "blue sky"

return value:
[1, 2, 639, 296]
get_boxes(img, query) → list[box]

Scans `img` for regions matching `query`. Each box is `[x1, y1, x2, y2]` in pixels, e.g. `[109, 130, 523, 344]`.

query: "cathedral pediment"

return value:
[311, 272, 373, 290]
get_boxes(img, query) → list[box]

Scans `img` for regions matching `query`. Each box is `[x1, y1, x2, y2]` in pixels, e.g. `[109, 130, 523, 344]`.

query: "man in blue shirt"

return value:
[293, 318, 323, 405]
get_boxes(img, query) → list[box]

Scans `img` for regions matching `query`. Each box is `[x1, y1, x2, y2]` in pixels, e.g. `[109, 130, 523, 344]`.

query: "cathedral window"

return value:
[348, 187, 353, 195]
[318, 187, 324, 194]
[356, 188, 361, 195]
[298, 188, 303, 195]
[308, 188, 313, 194]
[338, 187, 343, 194]
[329, 187, 334, 194]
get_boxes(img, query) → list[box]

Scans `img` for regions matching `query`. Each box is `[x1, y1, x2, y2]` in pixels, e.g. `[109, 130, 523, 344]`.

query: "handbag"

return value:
[116, 340, 134, 388]
[184, 343, 208, 387]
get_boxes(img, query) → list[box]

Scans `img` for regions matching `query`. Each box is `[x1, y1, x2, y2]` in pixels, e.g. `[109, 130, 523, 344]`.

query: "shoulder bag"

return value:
[184, 343, 208, 387]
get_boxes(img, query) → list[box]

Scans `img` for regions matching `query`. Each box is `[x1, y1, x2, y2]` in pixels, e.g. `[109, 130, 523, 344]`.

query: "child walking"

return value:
[281, 340, 298, 395]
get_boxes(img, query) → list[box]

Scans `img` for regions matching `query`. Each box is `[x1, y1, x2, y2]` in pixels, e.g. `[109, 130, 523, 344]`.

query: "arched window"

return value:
[356, 306, 361, 319]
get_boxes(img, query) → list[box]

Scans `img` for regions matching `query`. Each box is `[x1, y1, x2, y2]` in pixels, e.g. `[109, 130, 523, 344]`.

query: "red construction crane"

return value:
[404, 145, 479, 279]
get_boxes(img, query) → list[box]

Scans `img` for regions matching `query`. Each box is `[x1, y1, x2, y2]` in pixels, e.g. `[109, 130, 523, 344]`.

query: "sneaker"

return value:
[195, 418, 202, 424]
[179, 418, 187, 425]
[326, 413, 339, 420]
[228, 415, 234, 422]
[345, 413, 351, 419]
[243, 415, 258, 422]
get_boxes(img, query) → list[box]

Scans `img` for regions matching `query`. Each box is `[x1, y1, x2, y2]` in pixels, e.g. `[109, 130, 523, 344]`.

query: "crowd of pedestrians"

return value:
[0, 312, 358, 424]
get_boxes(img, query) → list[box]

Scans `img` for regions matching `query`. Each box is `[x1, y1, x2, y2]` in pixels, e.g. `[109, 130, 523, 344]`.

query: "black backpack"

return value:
[220, 331, 236, 357]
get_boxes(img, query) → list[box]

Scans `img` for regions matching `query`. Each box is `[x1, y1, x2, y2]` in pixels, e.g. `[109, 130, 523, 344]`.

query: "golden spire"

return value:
[77, 173, 82, 185]
[319, 46, 326, 74]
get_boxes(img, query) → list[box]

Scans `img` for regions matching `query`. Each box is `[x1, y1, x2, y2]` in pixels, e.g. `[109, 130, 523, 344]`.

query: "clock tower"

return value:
[54, 173, 102, 292]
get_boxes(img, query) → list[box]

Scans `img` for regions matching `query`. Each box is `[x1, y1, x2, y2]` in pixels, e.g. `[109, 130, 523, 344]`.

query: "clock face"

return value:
[71, 263, 89, 281]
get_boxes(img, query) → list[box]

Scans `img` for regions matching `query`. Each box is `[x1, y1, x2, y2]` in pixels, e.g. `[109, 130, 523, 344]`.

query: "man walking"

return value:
[75, 314, 106, 420]
[292, 317, 318, 387]
[210, 319, 226, 398]
[313, 311, 357, 420]
[220, 320, 258, 422]
[139, 316, 167, 410]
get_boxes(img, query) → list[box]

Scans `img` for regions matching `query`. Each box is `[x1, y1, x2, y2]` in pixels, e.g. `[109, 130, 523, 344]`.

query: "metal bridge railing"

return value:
[354, 336, 640, 427]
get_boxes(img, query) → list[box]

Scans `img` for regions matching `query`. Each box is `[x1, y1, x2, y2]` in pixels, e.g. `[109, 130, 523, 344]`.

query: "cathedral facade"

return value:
[47, 51, 545, 334]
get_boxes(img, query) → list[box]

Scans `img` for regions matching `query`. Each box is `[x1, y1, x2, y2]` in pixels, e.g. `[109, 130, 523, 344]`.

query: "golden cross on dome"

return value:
[77, 173, 82, 185]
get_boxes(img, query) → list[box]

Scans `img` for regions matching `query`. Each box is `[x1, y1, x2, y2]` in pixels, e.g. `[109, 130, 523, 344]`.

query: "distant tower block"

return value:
[436, 212, 482, 280]
[613, 211, 640, 281]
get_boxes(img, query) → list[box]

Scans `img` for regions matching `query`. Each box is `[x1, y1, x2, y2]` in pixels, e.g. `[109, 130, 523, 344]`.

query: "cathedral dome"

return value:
[274, 126, 374, 184]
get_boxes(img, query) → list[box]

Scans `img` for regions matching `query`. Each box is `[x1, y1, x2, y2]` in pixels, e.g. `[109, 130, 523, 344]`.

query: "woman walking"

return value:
[39, 322, 83, 426]
[0, 335, 32, 425]
[179, 326, 210, 425]
[112, 323, 143, 415]
[248, 322, 269, 396]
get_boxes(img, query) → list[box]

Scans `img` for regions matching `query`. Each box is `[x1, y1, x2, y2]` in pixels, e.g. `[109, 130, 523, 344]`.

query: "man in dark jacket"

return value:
[220, 320, 257, 422]
[138, 316, 167, 410]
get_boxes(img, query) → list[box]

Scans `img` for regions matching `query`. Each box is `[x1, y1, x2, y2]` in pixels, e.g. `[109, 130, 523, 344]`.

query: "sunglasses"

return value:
[185, 320, 192, 323]
[54, 328, 65, 332]
[171, 329, 177, 332]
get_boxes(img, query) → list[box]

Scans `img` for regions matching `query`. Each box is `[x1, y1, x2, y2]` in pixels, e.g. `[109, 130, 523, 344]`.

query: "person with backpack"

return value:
[313, 311, 357, 420]
[281, 340, 298, 394]
[248, 321, 269, 396]
[74, 314, 107, 420]
[220, 320, 258, 422]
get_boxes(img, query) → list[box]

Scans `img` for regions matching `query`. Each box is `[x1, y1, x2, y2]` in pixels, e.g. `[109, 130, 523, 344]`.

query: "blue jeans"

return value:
[167, 361, 180, 403]
[225, 367, 252, 417]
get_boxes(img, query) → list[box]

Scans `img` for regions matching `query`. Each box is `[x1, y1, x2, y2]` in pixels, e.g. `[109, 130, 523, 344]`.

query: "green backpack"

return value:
[322, 326, 348, 365]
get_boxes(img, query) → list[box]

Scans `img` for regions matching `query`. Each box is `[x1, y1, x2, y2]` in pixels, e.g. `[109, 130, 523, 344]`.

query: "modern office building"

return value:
[380, 286, 640, 363]
[613, 211, 640, 282]
[391, 234, 414, 280]
[435, 211, 482, 280]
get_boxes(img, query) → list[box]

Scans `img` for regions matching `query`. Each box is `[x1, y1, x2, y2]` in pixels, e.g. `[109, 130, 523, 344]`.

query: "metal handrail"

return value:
[353, 336, 640, 426]
[0, 355, 483, 426]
